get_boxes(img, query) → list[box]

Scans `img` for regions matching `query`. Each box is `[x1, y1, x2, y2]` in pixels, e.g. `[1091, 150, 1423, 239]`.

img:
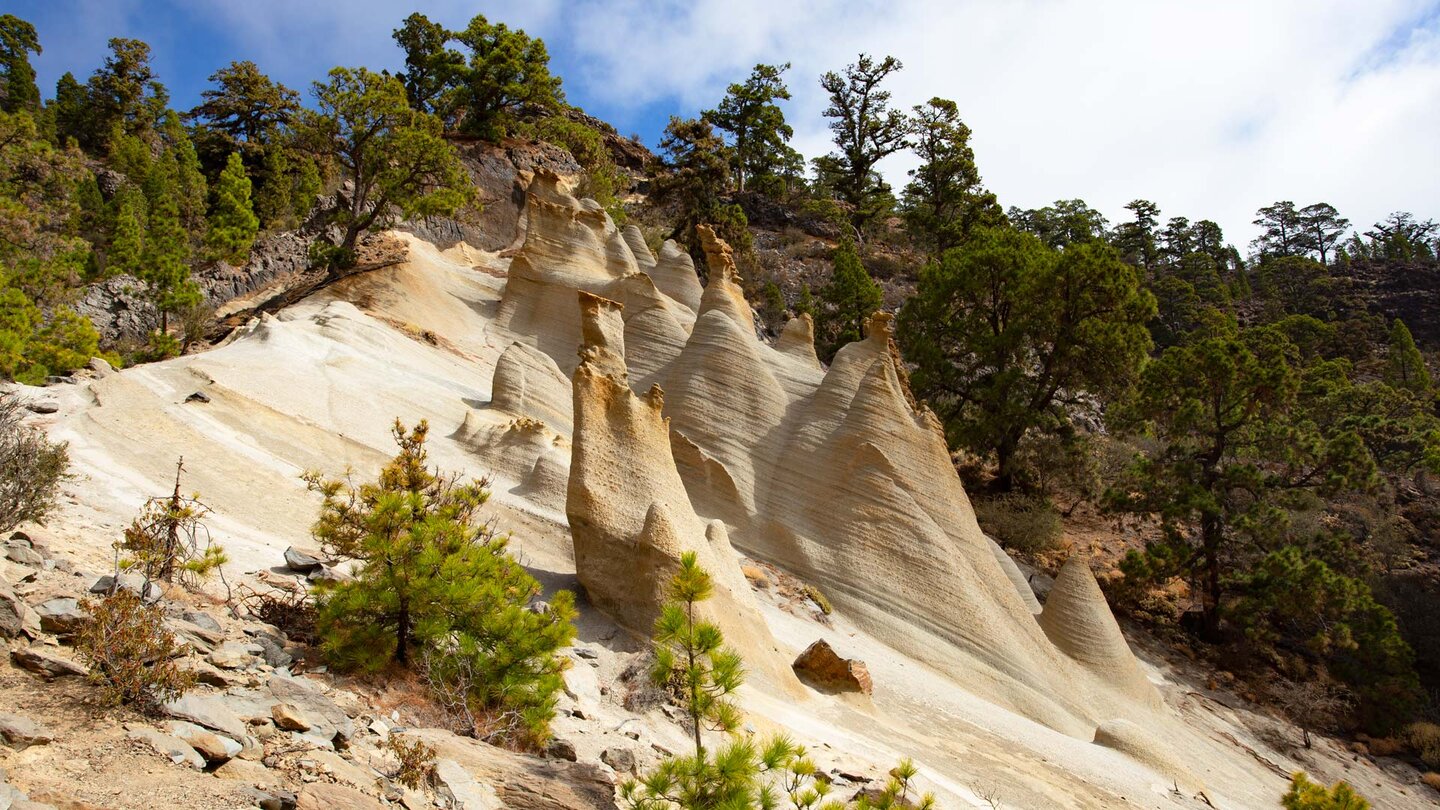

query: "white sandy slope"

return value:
[12, 233, 1436, 809]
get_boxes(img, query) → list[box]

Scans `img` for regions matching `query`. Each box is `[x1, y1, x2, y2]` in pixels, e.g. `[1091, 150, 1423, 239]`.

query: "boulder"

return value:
[545, 738, 578, 762]
[127, 727, 205, 770]
[253, 635, 292, 668]
[0, 586, 31, 638]
[10, 647, 87, 679]
[271, 702, 311, 732]
[600, 747, 636, 775]
[208, 640, 262, 670]
[23, 402, 58, 415]
[4, 547, 43, 567]
[0, 714, 53, 750]
[86, 357, 114, 377]
[89, 572, 161, 603]
[791, 640, 873, 695]
[33, 598, 86, 635]
[180, 610, 223, 634]
[402, 728, 617, 810]
[166, 617, 225, 653]
[166, 720, 241, 763]
[268, 675, 353, 743]
[282, 547, 324, 574]
[162, 694, 249, 741]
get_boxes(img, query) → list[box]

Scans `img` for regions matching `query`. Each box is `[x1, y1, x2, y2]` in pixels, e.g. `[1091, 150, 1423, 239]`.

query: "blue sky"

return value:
[10, 0, 1440, 245]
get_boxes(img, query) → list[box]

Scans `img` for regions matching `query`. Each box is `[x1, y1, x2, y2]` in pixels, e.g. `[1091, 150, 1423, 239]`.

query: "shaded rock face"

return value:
[1345, 257, 1440, 349]
[791, 640, 873, 695]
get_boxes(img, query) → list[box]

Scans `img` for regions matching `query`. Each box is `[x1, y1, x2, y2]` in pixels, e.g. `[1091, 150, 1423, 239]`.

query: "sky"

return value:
[11, 0, 1440, 246]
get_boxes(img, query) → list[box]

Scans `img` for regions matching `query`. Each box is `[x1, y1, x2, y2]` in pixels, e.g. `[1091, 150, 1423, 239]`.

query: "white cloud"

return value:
[553, 0, 1440, 245]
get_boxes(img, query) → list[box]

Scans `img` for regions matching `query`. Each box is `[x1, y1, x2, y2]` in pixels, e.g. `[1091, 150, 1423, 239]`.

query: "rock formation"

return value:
[480, 177, 1165, 734]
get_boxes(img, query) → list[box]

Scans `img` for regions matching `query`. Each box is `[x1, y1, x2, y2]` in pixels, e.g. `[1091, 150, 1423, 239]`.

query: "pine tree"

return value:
[0, 14, 42, 114]
[50, 72, 89, 147]
[703, 63, 803, 195]
[293, 155, 321, 222]
[108, 185, 146, 277]
[901, 97, 1002, 256]
[205, 152, 259, 265]
[303, 421, 576, 736]
[650, 551, 744, 757]
[253, 144, 292, 228]
[1384, 318, 1431, 395]
[162, 112, 208, 237]
[815, 239, 882, 361]
[819, 54, 910, 231]
[139, 153, 199, 333]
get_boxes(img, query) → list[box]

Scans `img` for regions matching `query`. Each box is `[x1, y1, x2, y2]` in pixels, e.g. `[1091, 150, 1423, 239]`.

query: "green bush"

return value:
[304, 419, 576, 745]
[75, 590, 196, 712]
[974, 493, 1062, 555]
[1403, 722, 1440, 771]
[0, 392, 69, 534]
[1281, 772, 1369, 809]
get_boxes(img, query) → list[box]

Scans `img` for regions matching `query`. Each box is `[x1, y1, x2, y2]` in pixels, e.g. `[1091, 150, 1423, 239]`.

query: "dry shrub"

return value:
[1362, 735, 1404, 757]
[385, 734, 437, 791]
[802, 583, 832, 616]
[236, 582, 316, 644]
[1404, 722, 1440, 770]
[75, 590, 196, 712]
[0, 392, 69, 535]
[974, 493, 1062, 555]
[119, 458, 226, 589]
[1422, 772, 1440, 792]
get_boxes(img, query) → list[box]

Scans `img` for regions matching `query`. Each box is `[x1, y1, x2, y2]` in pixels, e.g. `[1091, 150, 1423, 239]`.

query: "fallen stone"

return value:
[10, 647, 87, 679]
[86, 357, 114, 377]
[268, 675, 353, 743]
[791, 639, 873, 696]
[162, 694, 249, 740]
[4, 547, 43, 567]
[305, 565, 351, 585]
[166, 720, 241, 763]
[258, 789, 298, 810]
[185, 391, 210, 404]
[282, 547, 324, 574]
[127, 727, 205, 770]
[89, 572, 162, 602]
[178, 659, 238, 688]
[180, 610, 222, 634]
[23, 402, 58, 415]
[253, 634, 293, 668]
[545, 738, 578, 762]
[0, 713, 53, 750]
[296, 783, 385, 810]
[213, 757, 285, 789]
[434, 758, 502, 809]
[271, 702, 311, 732]
[33, 598, 86, 635]
[600, 747, 636, 775]
[166, 618, 225, 654]
[0, 586, 30, 638]
[208, 640, 262, 670]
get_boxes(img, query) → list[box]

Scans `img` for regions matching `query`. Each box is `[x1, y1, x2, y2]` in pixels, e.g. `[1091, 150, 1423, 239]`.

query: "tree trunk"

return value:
[1200, 511, 1223, 640]
[395, 599, 410, 665]
[993, 437, 1019, 493]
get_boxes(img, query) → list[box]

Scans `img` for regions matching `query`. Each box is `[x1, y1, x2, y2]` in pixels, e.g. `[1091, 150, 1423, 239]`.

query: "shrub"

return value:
[1403, 722, 1440, 770]
[119, 458, 227, 588]
[0, 392, 69, 534]
[1281, 772, 1369, 809]
[974, 493, 1062, 555]
[1422, 772, 1440, 792]
[802, 583, 832, 616]
[385, 734, 437, 791]
[75, 590, 196, 711]
[304, 419, 576, 745]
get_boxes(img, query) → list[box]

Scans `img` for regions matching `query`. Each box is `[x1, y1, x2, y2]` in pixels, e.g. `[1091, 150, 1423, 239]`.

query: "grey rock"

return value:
[162, 694, 249, 741]
[434, 758, 501, 809]
[86, 357, 115, 377]
[257, 789, 297, 810]
[10, 647, 87, 679]
[545, 738, 578, 762]
[0, 713, 54, 750]
[208, 640, 262, 670]
[282, 547, 324, 574]
[181, 610, 223, 633]
[0, 586, 29, 638]
[253, 635, 292, 668]
[23, 402, 58, 415]
[600, 747, 636, 775]
[305, 565, 351, 585]
[127, 727, 205, 769]
[4, 547, 43, 567]
[166, 618, 225, 654]
[166, 720, 241, 763]
[89, 572, 161, 602]
[34, 597, 86, 635]
[185, 391, 210, 404]
[268, 674, 353, 744]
